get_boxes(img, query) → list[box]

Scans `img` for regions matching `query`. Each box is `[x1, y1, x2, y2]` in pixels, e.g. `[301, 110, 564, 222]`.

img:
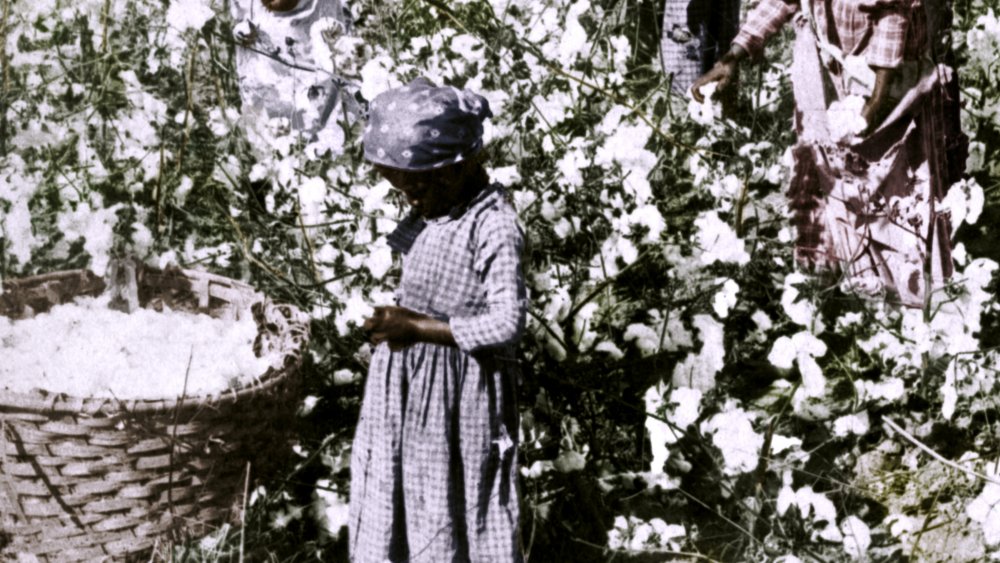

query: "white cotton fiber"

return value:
[0, 296, 275, 400]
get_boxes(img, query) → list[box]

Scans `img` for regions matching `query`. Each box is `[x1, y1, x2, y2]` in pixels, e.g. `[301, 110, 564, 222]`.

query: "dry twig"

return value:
[884, 418, 1000, 486]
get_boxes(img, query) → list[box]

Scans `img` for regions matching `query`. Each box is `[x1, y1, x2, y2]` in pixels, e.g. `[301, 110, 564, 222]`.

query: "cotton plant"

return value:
[607, 515, 687, 552]
[966, 461, 1000, 548]
[6, 0, 1000, 559]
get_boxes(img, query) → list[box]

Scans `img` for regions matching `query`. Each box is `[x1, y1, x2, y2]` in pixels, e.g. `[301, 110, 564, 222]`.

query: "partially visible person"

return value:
[349, 77, 527, 562]
[693, 0, 966, 307]
[661, 0, 741, 94]
[230, 0, 359, 148]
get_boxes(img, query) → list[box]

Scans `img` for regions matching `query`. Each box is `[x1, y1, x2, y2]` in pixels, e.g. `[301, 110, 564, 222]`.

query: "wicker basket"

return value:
[0, 267, 310, 561]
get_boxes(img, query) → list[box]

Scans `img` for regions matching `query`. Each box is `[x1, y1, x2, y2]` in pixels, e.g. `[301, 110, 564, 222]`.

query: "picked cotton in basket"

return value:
[0, 296, 275, 400]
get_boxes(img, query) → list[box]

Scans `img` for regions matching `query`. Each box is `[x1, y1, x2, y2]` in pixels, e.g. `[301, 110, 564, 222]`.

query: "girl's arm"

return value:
[363, 209, 527, 351]
[364, 306, 456, 350]
[448, 210, 527, 351]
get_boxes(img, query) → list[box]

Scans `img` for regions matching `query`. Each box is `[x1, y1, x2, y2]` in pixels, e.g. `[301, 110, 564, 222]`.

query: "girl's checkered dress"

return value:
[349, 184, 526, 562]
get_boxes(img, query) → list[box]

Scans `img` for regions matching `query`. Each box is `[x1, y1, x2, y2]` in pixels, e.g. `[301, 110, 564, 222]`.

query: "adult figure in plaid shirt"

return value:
[693, 0, 965, 307]
[350, 77, 526, 562]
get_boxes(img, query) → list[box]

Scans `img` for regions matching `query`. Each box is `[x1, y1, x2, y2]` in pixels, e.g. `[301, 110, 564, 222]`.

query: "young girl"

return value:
[349, 78, 526, 562]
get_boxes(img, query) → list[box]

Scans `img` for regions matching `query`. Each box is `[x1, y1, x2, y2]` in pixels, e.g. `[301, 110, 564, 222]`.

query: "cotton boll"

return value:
[827, 95, 867, 143]
[313, 479, 349, 541]
[781, 273, 820, 329]
[365, 240, 394, 281]
[832, 412, 870, 437]
[130, 222, 154, 256]
[668, 387, 702, 429]
[489, 166, 521, 187]
[644, 392, 676, 473]
[360, 55, 403, 102]
[624, 323, 660, 356]
[712, 279, 740, 319]
[768, 336, 796, 370]
[967, 141, 986, 173]
[557, 1, 590, 66]
[966, 468, 1000, 546]
[750, 310, 773, 343]
[694, 211, 750, 265]
[671, 315, 724, 392]
[776, 479, 796, 516]
[854, 377, 905, 404]
[572, 302, 600, 352]
[335, 290, 374, 336]
[552, 217, 574, 239]
[840, 516, 871, 560]
[589, 340, 621, 360]
[332, 369, 360, 386]
[797, 354, 826, 398]
[699, 401, 763, 475]
[688, 82, 720, 125]
[942, 178, 986, 234]
[628, 205, 665, 243]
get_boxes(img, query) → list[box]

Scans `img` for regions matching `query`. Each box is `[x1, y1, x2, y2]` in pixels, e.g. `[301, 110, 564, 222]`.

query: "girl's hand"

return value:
[362, 306, 458, 350]
[363, 306, 421, 350]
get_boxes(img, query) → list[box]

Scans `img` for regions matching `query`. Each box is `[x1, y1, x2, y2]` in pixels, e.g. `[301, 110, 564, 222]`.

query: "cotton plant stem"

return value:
[0, 0, 10, 295]
[207, 35, 227, 111]
[295, 201, 322, 284]
[564, 246, 655, 322]
[155, 137, 165, 237]
[224, 211, 291, 283]
[175, 40, 199, 176]
[239, 461, 251, 563]
[674, 487, 763, 548]
[883, 418, 1000, 486]
[100, 0, 112, 53]
[734, 179, 750, 237]
[0, 0, 10, 157]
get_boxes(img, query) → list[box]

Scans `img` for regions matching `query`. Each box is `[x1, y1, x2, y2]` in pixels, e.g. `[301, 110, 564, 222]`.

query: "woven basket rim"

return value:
[0, 268, 307, 417]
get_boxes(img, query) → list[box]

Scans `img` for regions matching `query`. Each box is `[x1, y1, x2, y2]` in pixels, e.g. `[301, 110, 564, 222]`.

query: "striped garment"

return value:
[350, 183, 526, 562]
[781, 5, 958, 308]
[732, 0, 926, 69]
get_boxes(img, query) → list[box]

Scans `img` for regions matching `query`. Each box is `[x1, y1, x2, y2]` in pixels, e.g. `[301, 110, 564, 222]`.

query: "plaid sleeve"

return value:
[450, 209, 527, 352]
[866, 5, 909, 68]
[732, 0, 799, 60]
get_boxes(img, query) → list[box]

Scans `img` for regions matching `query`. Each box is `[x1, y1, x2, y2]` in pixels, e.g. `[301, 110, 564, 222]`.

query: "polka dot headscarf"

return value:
[363, 77, 493, 171]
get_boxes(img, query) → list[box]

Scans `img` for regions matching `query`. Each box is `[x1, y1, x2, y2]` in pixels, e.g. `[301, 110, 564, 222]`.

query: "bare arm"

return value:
[862, 67, 896, 133]
[691, 45, 747, 103]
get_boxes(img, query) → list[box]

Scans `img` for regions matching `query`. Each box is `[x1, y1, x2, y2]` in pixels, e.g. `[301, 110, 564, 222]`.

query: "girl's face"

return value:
[261, 0, 299, 12]
[375, 163, 471, 219]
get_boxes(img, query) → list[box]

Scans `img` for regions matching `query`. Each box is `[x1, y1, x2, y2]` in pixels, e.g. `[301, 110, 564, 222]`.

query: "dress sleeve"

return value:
[449, 209, 527, 352]
[865, 3, 909, 68]
[732, 0, 800, 60]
